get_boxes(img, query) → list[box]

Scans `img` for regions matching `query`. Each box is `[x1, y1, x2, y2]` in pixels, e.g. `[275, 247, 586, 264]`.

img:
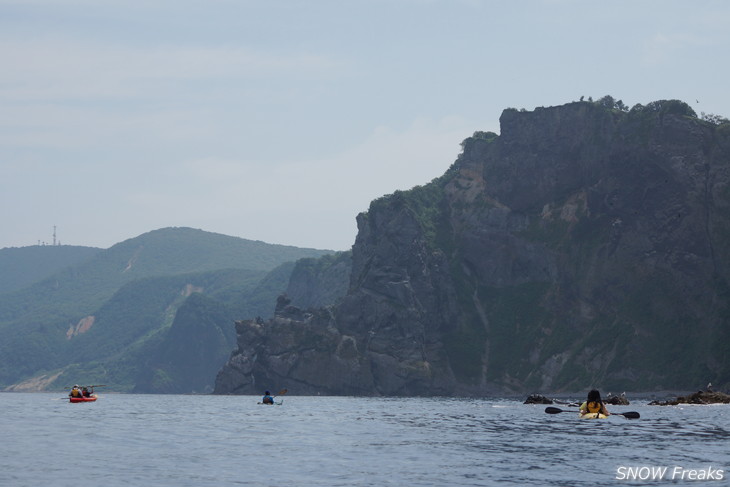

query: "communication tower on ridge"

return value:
[37, 226, 62, 246]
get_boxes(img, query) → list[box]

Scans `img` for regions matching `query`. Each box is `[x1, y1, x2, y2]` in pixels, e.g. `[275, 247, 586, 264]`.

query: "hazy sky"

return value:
[2, 0, 729, 251]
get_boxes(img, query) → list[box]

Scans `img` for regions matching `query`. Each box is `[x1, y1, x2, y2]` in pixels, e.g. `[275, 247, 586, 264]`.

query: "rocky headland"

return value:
[215, 98, 730, 396]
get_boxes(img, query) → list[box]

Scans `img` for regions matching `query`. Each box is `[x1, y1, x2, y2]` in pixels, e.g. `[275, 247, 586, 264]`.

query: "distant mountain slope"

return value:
[106, 226, 330, 275]
[0, 227, 333, 390]
[40, 268, 272, 393]
[0, 227, 330, 326]
[0, 245, 101, 295]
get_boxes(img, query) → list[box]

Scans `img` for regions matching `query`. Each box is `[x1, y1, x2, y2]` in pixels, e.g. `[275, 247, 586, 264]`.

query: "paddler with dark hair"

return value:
[579, 389, 610, 417]
[261, 391, 274, 405]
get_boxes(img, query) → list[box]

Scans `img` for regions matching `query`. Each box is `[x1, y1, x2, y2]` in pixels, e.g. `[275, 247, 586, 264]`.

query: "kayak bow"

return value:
[69, 395, 97, 403]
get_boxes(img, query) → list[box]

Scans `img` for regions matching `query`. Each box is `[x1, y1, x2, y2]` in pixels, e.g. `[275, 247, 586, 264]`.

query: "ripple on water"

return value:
[0, 394, 728, 487]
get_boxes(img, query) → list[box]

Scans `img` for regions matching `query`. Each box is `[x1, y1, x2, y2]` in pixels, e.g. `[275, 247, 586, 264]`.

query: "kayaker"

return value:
[262, 391, 274, 405]
[82, 387, 91, 397]
[69, 385, 82, 398]
[579, 389, 610, 416]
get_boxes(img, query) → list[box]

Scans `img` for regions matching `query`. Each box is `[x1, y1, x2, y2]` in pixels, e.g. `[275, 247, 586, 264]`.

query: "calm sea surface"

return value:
[0, 393, 727, 486]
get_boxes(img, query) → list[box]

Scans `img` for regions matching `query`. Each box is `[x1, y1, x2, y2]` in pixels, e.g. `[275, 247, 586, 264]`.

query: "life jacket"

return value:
[585, 401, 602, 413]
[71, 388, 82, 397]
[262, 396, 273, 404]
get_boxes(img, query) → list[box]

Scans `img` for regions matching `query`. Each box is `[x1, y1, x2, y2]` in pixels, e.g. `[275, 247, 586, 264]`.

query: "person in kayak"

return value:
[82, 386, 92, 397]
[69, 385, 83, 398]
[262, 391, 274, 405]
[580, 389, 610, 416]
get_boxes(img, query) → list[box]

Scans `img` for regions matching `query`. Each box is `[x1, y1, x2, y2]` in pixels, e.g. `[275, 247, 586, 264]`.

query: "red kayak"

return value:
[69, 395, 97, 403]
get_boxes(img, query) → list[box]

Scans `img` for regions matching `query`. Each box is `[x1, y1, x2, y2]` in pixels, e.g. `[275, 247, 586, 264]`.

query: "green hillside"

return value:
[0, 245, 101, 295]
[44, 267, 287, 393]
[0, 227, 328, 325]
[0, 227, 332, 391]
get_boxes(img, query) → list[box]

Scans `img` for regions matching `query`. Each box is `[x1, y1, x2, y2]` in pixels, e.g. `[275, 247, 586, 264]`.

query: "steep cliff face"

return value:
[133, 293, 236, 394]
[285, 251, 351, 309]
[215, 100, 730, 395]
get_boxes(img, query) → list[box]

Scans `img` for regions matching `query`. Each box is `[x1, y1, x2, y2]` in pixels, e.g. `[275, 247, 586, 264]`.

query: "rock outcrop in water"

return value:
[215, 98, 730, 396]
[523, 394, 553, 404]
[648, 390, 730, 405]
[605, 393, 630, 405]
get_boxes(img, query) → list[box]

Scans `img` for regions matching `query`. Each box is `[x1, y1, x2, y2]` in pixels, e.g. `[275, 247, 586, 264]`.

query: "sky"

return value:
[1, 0, 729, 251]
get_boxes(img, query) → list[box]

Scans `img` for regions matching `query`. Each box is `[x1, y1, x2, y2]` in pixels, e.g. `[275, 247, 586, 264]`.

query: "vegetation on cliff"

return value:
[0, 227, 333, 392]
[0, 245, 102, 295]
[217, 97, 730, 396]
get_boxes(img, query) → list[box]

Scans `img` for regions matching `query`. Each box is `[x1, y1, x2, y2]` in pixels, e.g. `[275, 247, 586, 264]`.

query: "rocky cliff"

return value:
[284, 251, 351, 309]
[215, 99, 730, 395]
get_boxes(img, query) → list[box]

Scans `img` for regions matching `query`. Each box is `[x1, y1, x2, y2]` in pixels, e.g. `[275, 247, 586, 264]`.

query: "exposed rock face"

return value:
[66, 316, 95, 339]
[285, 252, 351, 309]
[214, 295, 376, 395]
[216, 99, 730, 396]
[3, 371, 64, 392]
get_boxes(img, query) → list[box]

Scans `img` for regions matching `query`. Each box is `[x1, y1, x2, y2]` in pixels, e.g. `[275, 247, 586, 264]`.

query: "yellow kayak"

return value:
[580, 412, 608, 419]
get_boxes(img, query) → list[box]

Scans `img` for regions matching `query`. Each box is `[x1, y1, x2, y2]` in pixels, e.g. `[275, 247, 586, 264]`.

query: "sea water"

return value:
[0, 393, 727, 486]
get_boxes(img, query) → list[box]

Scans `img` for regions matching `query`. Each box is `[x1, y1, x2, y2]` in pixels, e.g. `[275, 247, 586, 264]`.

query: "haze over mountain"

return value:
[5, 98, 730, 397]
[0, 245, 102, 295]
[216, 98, 730, 396]
[5, 2, 729, 254]
[0, 227, 334, 393]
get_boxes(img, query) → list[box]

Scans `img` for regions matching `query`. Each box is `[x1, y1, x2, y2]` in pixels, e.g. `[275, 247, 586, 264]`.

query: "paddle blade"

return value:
[545, 407, 564, 414]
[277, 388, 288, 396]
[619, 411, 640, 419]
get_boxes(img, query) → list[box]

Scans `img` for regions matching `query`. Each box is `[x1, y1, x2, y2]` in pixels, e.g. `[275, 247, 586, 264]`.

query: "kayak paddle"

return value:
[274, 388, 287, 405]
[545, 406, 640, 419]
